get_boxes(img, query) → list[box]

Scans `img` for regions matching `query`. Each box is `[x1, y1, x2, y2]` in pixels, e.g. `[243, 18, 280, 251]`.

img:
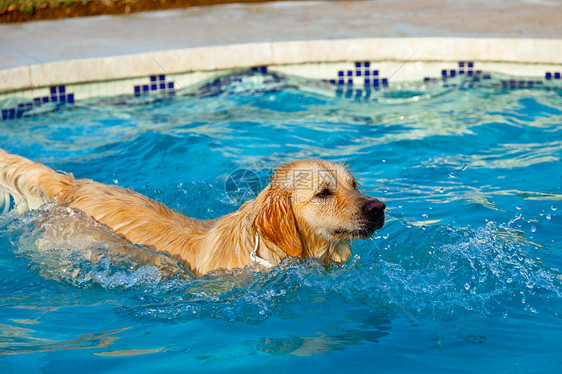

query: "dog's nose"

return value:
[363, 199, 386, 230]
[364, 199, 386, 215]
[362, 199, 386, 231]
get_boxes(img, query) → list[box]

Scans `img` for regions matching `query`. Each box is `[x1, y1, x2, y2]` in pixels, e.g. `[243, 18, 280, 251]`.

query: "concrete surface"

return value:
[1, 0, 561, 71]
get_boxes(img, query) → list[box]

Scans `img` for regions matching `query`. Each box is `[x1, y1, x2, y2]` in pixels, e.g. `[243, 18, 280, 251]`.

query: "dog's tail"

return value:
[0, 149, 77, 213]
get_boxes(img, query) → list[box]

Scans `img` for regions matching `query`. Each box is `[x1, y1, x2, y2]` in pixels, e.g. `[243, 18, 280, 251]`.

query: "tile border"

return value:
[1, 38, 561, 94]
[2, 60, 561, 121]
[1, 37, 561, 121]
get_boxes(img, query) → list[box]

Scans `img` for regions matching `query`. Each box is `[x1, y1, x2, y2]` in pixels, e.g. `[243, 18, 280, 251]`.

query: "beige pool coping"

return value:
[1, 0, 561, 93]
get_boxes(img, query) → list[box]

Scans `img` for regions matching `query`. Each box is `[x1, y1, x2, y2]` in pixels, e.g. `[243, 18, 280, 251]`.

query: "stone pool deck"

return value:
[0, 0, 561, 93]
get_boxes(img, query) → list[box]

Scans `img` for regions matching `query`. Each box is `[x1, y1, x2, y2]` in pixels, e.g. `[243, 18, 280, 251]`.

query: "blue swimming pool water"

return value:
[0, 72, 561, 372]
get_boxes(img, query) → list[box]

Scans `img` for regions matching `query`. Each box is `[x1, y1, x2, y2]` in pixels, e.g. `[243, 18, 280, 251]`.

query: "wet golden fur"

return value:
[0, 149, 384, 276]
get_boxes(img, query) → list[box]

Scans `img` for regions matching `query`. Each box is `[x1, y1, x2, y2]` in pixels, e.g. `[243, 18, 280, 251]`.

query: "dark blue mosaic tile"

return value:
[555, 72, 561, 79]
[250, 66, 268, 73]
[150, 76, 157, 82]
[168, 82, 174, 90]
[331, 62, 390, 96]
[545, 72, 552, 80]
[159, 75, 166, 81]
[1, 85, 77, 122]
[151, 84, 158, 91]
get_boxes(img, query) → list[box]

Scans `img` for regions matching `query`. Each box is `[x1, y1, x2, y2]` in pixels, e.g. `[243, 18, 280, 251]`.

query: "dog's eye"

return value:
[316, 188, 332, 198]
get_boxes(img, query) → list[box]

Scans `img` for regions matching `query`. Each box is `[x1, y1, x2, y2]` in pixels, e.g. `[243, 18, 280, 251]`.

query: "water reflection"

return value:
[0, 325, 126, 356]
[258, 309, 391, 356]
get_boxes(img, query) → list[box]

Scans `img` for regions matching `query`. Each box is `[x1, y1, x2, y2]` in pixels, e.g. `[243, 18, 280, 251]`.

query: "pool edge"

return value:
[1, 37, 561, 93]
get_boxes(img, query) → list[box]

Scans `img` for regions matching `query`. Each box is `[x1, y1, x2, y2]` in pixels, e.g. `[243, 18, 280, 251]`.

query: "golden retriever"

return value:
[0, 149, 385, 276]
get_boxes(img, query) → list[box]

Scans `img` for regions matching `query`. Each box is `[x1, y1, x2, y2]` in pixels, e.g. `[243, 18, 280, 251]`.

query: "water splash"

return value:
[3, 203, 191, 289]
[3, 202, 560, 326]
[0, 190, 560, 337]
[369, 221, 562, 322]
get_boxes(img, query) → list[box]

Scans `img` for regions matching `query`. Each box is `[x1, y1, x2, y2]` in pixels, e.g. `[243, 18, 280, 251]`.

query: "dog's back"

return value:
[0, 149, 204, 268]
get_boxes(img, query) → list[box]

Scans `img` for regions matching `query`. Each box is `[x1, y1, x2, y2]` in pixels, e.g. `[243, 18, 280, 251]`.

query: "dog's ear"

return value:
[253, 187, 303, 258]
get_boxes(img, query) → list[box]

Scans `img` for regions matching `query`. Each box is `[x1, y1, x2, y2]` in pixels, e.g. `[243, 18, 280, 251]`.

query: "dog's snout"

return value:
[364, 199, 386, 214]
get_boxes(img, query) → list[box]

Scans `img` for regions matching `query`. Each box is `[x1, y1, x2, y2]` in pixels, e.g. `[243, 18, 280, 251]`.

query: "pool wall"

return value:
[0, 1, 561, 120]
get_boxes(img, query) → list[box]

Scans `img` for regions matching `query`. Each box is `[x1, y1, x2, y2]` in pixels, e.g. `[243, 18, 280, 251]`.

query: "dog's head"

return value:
[252, 159, 385, 263]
